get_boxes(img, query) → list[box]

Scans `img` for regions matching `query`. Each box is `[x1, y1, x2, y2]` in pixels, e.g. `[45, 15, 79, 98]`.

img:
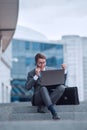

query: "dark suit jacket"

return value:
[25, 68, 41, 92]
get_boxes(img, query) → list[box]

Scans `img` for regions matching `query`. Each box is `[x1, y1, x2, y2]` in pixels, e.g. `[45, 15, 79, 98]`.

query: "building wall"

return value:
[82, 37, 87, 100]
[0, 44, 11, 103]
[61, 36, 84, 101]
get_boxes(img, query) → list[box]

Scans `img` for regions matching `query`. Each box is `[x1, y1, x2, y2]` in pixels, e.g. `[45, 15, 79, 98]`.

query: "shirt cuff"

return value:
[64, 69, 67, 74]
[33, 75, 38, 81]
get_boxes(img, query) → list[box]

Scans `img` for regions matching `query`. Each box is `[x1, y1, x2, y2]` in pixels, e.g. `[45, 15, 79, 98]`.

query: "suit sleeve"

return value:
[25, 71, 36, 90]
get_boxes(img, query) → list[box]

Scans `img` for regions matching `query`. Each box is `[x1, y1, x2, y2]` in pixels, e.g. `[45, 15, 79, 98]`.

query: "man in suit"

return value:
[25, 53, 67, 120]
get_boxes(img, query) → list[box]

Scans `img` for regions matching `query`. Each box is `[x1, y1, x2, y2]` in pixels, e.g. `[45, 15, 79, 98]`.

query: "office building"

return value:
[61, 35, 84, 101]
[82, 37, 87, 100]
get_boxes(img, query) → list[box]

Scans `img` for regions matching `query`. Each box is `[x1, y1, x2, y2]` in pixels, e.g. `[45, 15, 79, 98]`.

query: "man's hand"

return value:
[61, 64, 67, 70]
[35, 67, 41, 76]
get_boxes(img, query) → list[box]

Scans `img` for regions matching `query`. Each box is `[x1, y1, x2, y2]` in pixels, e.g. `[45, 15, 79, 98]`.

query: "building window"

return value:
[32, 42, 40, 50]
[25, 57, 34, 66]
[25, 41, 30, 50]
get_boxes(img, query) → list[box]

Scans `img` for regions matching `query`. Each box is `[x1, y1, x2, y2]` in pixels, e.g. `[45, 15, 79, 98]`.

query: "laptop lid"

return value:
[40, 69, 64, 86]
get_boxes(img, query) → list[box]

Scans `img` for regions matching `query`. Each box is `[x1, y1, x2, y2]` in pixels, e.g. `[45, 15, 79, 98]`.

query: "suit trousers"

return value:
[33, 85, 65, 107]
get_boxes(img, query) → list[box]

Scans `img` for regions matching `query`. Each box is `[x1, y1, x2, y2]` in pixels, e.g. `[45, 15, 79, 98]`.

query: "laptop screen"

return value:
[40, 69, 64, 86]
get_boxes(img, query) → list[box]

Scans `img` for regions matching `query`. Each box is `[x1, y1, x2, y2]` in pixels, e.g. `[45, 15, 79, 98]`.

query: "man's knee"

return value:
[57, 85, 65, 93]
[40, 86, 47, 92]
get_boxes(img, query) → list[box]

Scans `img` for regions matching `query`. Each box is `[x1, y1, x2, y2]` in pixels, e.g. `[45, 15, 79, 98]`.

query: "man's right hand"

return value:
[35, 67, 41, 76]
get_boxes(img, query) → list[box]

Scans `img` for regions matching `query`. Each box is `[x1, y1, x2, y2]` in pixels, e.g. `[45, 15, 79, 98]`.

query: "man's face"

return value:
[37, 58, 46, 70]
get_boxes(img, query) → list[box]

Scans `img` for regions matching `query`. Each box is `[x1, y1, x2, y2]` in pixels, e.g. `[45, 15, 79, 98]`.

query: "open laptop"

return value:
[40, 69, 64, 86]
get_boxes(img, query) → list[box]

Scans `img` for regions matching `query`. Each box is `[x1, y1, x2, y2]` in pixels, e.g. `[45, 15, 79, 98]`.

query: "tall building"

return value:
[82, 37, 87, 100]
[61, 35, 84, 101]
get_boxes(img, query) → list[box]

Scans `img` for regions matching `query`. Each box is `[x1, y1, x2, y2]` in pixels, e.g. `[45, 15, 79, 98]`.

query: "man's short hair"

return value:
[35, 53, 46, 64]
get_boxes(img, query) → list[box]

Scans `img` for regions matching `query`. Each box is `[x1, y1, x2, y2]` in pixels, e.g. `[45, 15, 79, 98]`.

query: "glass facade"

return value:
[11, 39, 63, 80]
[11, 39, 63, 102]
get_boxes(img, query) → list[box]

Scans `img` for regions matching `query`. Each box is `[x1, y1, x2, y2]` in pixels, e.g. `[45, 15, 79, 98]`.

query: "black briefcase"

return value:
[56, 87, 79, 105]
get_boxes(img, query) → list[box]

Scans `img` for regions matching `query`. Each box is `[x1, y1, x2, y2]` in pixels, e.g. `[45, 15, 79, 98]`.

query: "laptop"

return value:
[40, 69, 64, 86]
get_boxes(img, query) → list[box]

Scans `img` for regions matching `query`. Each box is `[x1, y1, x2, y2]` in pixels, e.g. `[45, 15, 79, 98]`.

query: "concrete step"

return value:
[0, 101, 87, 122]
[11, 104, 87, 113]
[0, 120, 87, 130]
[0, 111, 87, 121]
[0, 102, 87, 130]
[0, 112, 87, 121]
[0, 102, 87, 114]
[0, 101, 86, 108]
[9, 112, 87, 121]
[0, 102, 31, 107]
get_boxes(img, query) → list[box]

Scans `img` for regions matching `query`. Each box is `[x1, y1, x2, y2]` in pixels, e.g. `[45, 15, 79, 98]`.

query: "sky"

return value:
[18, 0, 87, 40]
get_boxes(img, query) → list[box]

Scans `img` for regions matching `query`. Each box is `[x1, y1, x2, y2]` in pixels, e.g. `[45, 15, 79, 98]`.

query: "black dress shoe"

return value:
[52, 113, 60, 120]
[37, 106, 46, 113]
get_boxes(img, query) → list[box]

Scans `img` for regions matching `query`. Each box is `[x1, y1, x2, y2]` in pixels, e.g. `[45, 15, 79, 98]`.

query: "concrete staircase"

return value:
[0, 101, 87, 130]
